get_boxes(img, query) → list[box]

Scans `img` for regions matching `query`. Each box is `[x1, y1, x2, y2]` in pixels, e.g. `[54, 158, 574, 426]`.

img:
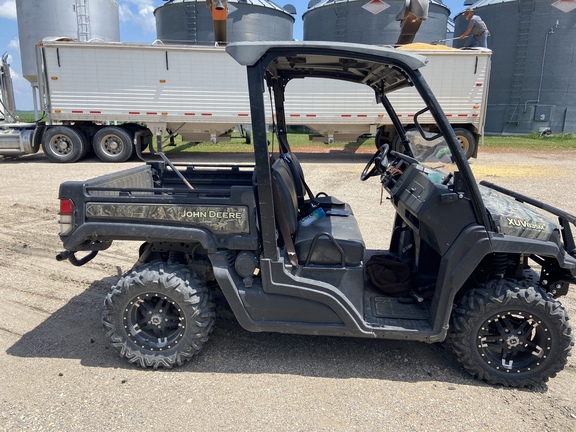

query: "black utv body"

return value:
[57, 41, 575, 387]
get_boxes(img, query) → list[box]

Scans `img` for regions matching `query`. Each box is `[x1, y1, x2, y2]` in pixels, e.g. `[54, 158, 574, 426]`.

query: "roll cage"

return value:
[226, 41, 493, 261]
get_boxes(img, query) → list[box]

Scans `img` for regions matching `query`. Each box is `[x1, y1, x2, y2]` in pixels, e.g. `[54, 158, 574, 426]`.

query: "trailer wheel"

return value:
[92, 126, 134, 162]
[449, 279, 573, 388]
[102, 261, 215, 368]
[390, 128, 413, 154]
[374, 128, 391, 150]
[453, 128, 476, 159]
[41, 126, 89, 163]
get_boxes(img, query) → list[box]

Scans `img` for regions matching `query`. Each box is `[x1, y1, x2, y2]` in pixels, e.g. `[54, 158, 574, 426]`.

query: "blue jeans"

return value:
[467, 32, 488, 48]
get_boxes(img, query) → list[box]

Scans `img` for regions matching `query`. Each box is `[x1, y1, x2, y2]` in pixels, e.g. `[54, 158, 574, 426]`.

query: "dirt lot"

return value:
[1, 149, 575, 431]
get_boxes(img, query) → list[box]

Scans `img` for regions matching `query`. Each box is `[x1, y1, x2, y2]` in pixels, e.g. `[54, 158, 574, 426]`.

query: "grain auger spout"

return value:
[396, 0, 429, 45]
[207, 0, 228, 44]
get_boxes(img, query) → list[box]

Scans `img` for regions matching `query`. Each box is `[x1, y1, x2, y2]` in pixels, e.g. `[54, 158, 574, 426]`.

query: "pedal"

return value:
[410, 291, 424, 303]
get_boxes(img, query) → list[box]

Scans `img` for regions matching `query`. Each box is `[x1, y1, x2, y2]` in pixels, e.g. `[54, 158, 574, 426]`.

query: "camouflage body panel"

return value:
[86, 203, 249, 234]
[479, 185, 558, 241]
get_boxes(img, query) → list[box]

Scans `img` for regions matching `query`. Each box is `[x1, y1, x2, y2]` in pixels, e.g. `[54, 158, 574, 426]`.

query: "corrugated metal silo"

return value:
[154, 0, 295, 45]
[302, 0, 449, 45]
[454, 0, 576, 134]
[16, 0, 120, 85]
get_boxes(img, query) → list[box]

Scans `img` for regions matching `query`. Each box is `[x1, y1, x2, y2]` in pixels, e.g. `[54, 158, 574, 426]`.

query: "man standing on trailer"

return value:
[458, 7, 490, 48]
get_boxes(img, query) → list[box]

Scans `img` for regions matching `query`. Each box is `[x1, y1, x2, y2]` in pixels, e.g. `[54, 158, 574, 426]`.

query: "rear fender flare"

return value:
[61, 223, 219, 253]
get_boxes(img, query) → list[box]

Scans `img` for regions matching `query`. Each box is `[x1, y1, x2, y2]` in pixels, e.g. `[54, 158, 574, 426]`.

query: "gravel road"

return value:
[1, 148, 575, 431]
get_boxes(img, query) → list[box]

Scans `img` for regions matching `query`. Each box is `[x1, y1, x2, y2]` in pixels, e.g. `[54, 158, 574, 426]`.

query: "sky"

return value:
[0, 0, 466, 110]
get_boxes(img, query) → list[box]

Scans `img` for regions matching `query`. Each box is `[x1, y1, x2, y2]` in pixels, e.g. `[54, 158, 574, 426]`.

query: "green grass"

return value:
[163, 132, 576, 153]
[13, 111, 36, 122]
[483, 134, 576, 150]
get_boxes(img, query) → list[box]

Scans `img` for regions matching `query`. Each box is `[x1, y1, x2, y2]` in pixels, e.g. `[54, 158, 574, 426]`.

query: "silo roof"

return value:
[305, 0, 449, 13]
[463, 0, 516, 10]
[159, 0, 290, 13]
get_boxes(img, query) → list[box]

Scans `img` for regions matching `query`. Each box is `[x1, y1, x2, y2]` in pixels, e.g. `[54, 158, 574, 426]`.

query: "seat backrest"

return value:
[271, 158, 299, 235]
[281, 152, 307, 207]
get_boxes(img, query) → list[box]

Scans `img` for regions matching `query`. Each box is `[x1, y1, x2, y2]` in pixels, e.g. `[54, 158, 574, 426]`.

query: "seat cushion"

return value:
[295, 214, 365, 266]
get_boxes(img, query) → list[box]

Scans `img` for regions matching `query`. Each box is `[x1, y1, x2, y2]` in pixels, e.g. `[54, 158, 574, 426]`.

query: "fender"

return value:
[430, 226, 576, 338]
[61, 222, 220, 253]
[429, 225, 493, 338]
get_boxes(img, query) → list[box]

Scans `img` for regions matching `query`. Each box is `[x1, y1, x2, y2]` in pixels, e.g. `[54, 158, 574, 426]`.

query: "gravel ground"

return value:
[0, 148, 575, 431]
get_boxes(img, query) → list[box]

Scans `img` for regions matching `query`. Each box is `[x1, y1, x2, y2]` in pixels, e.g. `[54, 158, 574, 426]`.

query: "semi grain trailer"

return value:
[1, 40, 490, 162]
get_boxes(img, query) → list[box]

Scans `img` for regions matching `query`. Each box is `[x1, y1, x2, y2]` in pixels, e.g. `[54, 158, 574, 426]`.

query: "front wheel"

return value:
[449, 279, 573, 387]
[102, 261, 215, 368]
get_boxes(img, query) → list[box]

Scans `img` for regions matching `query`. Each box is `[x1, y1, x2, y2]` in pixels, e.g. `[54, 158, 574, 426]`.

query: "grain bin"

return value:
[454, 0, 576, 134]
[302, 0, 449, 45]
[16, 0, 120, 85]
[154, 0, 295, 45]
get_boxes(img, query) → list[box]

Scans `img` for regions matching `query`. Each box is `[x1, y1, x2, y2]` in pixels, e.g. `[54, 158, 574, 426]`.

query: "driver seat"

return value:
[271, 158, 365, 266]
[280, 152, 352, 216]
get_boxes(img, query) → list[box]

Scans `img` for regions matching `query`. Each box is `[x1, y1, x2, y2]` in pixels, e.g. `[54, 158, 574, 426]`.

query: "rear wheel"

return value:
[41, 126, 89, 163]
[453, 128, 476, 159]
[102, 261, 215, 368]
[391, 128, 414, 154]
[92, 126, 134, 162]
[374, 128, 391, 149]
[449, 279, 573, 387]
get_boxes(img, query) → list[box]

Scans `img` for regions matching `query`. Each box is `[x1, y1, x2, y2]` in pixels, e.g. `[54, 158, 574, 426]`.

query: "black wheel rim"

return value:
[124, 292, 186, 351]
[477, 311, 552, 374]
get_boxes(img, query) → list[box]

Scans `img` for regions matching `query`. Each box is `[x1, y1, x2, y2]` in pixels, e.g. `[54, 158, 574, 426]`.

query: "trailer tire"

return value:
[374, 128, 391, 150]
[453, 128, 476, 159]
[102, 261, 215, 368]
[93, 126, 134, 162]
[41, 126, 89, 163]
[449, 279, 573, 388]
[391, 128, 414, 154]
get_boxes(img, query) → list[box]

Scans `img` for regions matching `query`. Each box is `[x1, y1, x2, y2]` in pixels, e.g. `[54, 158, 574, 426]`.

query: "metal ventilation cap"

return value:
[283, 3, 297, 14]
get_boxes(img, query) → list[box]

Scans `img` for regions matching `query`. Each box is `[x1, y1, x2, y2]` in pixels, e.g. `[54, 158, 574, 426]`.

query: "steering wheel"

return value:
[360, 144, 390, 181]
[389, 150, 419, 165]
